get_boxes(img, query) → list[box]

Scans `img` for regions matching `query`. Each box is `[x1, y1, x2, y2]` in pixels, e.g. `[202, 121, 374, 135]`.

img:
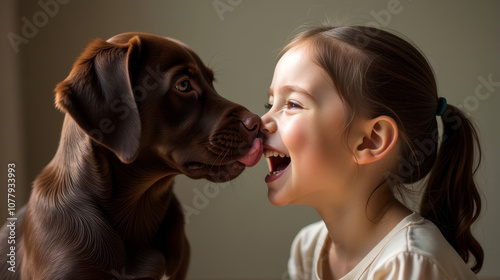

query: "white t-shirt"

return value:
[287, 212, 477, 280]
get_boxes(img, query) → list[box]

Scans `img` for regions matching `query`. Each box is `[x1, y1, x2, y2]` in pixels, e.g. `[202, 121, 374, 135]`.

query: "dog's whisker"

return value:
[211, 142, 232, 170]
[206, 137, 237, 171]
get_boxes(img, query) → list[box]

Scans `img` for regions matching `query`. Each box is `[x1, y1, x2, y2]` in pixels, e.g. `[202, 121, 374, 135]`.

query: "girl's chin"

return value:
[267, 189, 289, 207]
[266, 183, 295, 207]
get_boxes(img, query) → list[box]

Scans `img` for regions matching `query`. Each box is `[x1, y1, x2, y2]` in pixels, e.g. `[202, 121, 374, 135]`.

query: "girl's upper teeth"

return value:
[265, 150, 288, 158]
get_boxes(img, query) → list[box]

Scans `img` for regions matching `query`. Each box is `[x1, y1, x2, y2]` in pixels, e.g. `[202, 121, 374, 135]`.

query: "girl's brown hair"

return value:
[283, 25, 483, 273]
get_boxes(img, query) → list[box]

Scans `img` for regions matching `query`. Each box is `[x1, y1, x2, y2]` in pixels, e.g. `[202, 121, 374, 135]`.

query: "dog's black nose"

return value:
[242, 114, 260, 132]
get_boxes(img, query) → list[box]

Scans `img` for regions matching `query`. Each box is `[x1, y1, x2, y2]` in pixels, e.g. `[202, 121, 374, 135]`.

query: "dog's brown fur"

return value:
[0, 33, 261, 279]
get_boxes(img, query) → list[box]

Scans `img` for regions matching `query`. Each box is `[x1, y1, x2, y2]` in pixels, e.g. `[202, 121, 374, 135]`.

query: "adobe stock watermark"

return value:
[385, 73, 498, 186]
[456, 74, 499, 113]
[213, 0, 243, 22]
[7, 0, 71, 54]
[354, 0, 412, 47]
[179, 129, 255, 224]
[182, 180, 232, 224]
[368, 0, 409, 28]
[6, 163, 17, 273]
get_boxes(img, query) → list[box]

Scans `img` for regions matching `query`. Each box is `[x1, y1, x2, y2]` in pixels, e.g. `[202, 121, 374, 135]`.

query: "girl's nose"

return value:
[260, 112, 277, 138]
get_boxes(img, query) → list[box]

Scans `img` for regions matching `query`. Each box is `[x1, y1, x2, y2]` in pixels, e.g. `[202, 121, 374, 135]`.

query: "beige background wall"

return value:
[1, 0, 499, 279]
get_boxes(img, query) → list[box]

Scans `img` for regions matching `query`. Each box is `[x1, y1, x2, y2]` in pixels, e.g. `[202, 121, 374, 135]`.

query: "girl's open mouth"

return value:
[264, 149, 291, 183]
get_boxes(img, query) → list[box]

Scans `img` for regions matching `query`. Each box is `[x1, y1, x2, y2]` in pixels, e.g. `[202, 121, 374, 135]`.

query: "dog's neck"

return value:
[39, 116, 180, 245]
[100, 147, 179, 243]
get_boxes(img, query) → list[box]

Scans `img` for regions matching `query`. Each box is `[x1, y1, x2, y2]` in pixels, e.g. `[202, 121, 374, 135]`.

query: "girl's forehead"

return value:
[271, 46, 336, 99]
[272, 52, 310, 90]
[274, 47, 315, 81]
[274, 47, 332, 82]
[279, 45, 311, 64]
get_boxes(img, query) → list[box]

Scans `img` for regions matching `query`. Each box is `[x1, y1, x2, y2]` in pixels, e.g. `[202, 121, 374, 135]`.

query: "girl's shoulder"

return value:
[380, 214, 460, 262]
[369, 213, 477, 279]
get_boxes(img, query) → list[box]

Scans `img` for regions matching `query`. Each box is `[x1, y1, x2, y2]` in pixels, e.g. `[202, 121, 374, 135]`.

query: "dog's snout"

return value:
[242, 114, 260, 132]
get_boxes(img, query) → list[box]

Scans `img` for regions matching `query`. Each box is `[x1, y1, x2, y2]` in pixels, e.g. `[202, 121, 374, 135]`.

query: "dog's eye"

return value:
[175, 80, 192, 92]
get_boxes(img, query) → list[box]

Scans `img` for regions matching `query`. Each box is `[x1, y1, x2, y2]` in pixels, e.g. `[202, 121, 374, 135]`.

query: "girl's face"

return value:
[261, 46, 359, 207]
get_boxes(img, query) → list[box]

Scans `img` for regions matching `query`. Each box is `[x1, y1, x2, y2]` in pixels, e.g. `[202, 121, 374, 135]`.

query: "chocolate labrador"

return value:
[0, 33, 263, 280]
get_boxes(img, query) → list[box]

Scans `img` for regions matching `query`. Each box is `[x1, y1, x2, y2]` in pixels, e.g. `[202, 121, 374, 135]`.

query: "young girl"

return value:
[261, 25, 483, 279]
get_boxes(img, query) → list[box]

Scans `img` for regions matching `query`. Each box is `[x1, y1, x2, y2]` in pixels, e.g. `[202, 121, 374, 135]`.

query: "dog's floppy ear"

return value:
[55, 36, 142, 163]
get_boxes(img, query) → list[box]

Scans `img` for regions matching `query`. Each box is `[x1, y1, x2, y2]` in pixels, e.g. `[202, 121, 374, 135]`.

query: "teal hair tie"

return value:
[436, 97, 447, 116]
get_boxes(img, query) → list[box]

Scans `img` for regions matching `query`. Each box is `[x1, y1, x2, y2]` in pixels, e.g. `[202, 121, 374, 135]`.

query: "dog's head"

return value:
[55, 32, 262, 182]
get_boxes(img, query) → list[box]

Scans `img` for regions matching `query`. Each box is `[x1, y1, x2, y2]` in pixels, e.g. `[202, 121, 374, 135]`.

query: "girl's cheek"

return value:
[281, 118, 308, 152]
[283, 117, 323, 170]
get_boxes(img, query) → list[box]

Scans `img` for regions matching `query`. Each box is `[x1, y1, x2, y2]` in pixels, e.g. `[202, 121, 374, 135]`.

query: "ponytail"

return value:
[420, 104, 483, 273]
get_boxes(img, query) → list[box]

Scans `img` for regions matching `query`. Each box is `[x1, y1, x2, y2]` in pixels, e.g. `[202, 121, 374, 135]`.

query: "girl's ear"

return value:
[352, 116, 399, 165]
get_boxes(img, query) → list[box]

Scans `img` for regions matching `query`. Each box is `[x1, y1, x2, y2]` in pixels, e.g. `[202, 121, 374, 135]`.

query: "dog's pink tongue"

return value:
[237, 138, 263, 167]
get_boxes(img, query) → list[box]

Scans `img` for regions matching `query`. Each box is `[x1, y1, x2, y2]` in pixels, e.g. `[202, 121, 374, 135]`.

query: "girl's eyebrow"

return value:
[279, 85, 316, 101]
[269, 85, 316, 103]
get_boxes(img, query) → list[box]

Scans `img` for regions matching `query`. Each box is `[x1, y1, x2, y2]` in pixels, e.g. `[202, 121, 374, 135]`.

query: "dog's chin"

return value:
[184, 161, 246, 182]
